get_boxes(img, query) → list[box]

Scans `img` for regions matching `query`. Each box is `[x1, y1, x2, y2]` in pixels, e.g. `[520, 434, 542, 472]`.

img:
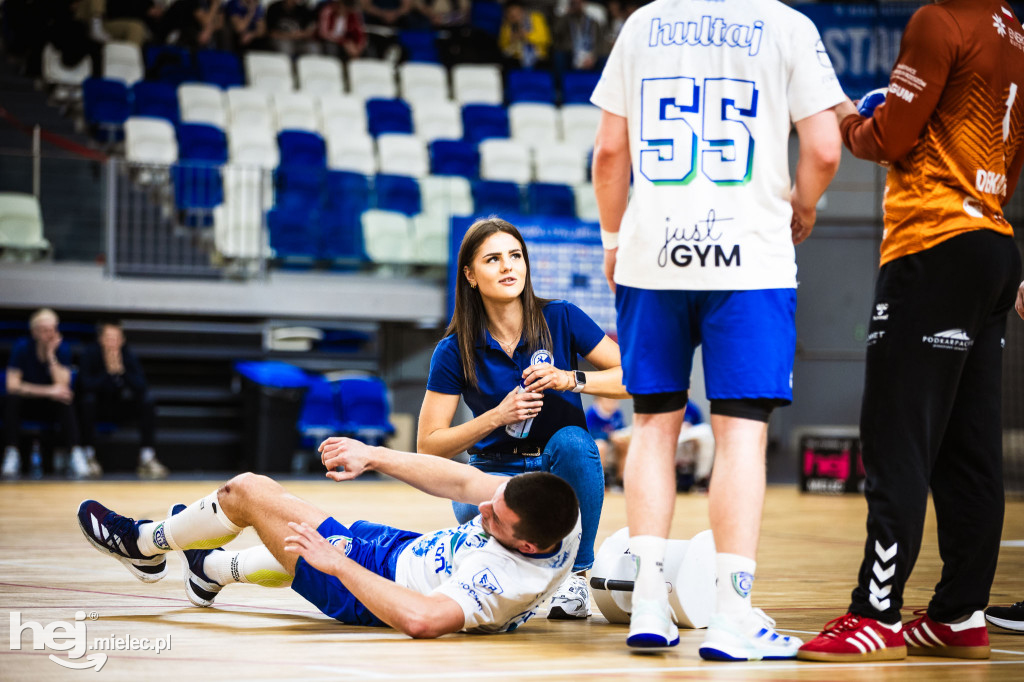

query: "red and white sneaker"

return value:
[903, 610, 989, 659]
[797, 612, 906, 662]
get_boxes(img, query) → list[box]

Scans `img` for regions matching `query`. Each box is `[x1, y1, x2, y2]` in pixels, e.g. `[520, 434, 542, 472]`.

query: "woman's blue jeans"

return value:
[452, 425, 604, 571]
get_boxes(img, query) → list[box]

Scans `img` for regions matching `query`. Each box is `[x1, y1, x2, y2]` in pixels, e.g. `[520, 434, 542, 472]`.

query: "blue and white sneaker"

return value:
[169, 503, 225, 608]
[77, 500, 167, 583]
[627, 598, 680, 648]
[699, 608, 802, 661]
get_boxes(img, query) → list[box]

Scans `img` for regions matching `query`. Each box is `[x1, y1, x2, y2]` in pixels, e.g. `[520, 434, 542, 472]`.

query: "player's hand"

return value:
[319, 436, 373, 481]
[790, 191, 816, 245]
[49, 384, 73, 404]
[522, 363, 572, 393]
[603, 248, 617, 293]
[1016, 279, 1024, 320]
[45, 332, 63, 361]
[283, 521, 346, 574]
[494, 386, 544, 426]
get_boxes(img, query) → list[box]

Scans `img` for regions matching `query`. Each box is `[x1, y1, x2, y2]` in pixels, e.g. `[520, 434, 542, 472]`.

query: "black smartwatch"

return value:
[571, 370, 586, 393]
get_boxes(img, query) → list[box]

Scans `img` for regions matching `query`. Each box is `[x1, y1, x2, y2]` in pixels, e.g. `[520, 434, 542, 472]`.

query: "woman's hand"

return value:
[493, 386, 544, 426]
[522, 363, 573, 393]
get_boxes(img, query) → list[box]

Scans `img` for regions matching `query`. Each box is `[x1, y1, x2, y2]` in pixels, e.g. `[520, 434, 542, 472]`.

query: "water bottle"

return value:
[506, 349, 552, 439]
[29, 441, 43, 480]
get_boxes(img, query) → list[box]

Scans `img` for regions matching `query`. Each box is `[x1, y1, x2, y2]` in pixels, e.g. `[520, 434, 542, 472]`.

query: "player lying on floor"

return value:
[77, 437, 581, 638]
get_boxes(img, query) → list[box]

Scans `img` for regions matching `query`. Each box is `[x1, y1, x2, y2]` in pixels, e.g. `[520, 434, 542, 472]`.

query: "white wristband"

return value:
[600, 228, 619, 250]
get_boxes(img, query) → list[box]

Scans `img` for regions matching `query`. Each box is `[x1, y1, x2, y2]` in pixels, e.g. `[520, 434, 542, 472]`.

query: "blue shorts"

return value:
[614, 286, 796, 402]
[291, 518, 421, 626]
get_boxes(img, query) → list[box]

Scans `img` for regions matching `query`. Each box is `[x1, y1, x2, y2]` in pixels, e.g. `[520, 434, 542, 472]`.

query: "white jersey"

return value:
[591, 0, 845, 290]
[394, 514, 581, 634]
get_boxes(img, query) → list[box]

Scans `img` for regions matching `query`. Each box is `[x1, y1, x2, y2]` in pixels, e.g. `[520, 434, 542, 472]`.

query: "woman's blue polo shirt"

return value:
[426, 300, 606, 453]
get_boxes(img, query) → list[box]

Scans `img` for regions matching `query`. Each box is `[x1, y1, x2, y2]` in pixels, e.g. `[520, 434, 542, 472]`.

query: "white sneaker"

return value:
[699, 608, 802, 661]
[2, 448, 20, 479]
[69, 447, 91, 480]
[627, 598, 679, 648]
[548, 573, 592, 619]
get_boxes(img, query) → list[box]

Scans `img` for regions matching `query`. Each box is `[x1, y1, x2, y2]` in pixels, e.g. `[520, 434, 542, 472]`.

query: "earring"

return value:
[470, 283, 477, 289]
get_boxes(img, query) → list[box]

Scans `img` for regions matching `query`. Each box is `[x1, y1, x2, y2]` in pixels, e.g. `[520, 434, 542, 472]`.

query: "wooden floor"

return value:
[1, 478, 1023, 681]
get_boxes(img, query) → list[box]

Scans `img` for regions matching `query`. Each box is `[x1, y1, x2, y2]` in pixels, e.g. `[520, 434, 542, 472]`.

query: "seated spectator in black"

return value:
[498, 0, 551, 70]
[3, 308, 90, 480]
[267, 0, 319, 56]
[415, 0, 468, 29]
[159, 0, 223, 49]
[361, 0, 415, 30]
[52, 0, 103, 76]
[552, 0, 603, 74]
[225, 0, 270, 50]
[78, 320, 168, 480]
[318, 0, 368, 60]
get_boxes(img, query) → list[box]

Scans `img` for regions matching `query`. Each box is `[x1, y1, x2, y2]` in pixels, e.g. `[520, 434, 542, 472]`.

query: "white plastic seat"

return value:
[228, 126, 279, 169]
[103, 41, 143, 85]
[412, 212, 450, 266]
[215, 165, 270, 258]
[272, 92, 318, 132]
[297, 55, 345, 94]
[317, 93, 367, 134]
[0, 193, 50, 255]
[419, 175, 473, 216]
[534, 143, 588, 185]
[452, 64, 503, 105]
[398, 62, 448, 103]
[178, 83, 227, 127]
[361, 209, 414, 263]
[559, 104, 602, 152]
[509, 102, 559, 150]
[347, 59, 397, 100]
[411, 99, 462, 142]
[245, 51, 294, 92]
[325, 127, 377, 175]
[42, 43, 90, 88]
[479, 139, 532, 184]
[125, 116, 178, 164]
[377, 133, 429, 178]
[574, 182, 599, 221]
[226, 87, 274, 131]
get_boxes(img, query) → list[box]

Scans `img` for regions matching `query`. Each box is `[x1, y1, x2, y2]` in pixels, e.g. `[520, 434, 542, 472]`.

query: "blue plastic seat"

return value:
[278, 130, 327, 167]
[472, 180, 521, 215]
[375, 174, 422, 216]
[461, 104, 509, 144]
[365, 99, 414, 137]
[275, 164, 327, 208]
[320, 171, 371, 260]
[83, 78, 131, 142]
[561, 70, 602, 105]
[268, 204, 319, 258]
[528, 182, 576, 217]
[297, 375, 341, 445]
[507, 69, 556, 104]
[398, 30, 440, 63]
[144, 45, 195, 85]
[429, 140, 480, 178]
[177, 122, 228, 163]
[132, 81, 180, 123]
[196, 50, 244, 89]
[335, 375, 395, 444]
[470, 1, 503, 35]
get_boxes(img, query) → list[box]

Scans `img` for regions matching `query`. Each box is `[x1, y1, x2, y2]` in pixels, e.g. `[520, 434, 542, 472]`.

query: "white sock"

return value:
[630, 535, 668, 602]
[715, 552, 756, 618]
[204, 546, 292, 588]
[136, 492, 243, 555]
[139, 447, 155, 464]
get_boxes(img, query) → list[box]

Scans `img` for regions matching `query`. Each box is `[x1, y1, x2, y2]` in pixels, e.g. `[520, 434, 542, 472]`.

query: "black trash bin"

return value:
[235, 361, 311, 473]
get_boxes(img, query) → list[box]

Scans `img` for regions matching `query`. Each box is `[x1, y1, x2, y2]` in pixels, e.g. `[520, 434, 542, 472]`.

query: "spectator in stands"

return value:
[415, 0, 469, 28]
[3, 308, 90, 480]
[317, 0, 368, 59]
[552, 0, 603, 74]
[361, 0, 416, 30]
[225, 0, 269, 51]
[78, 320, 168, 480]
[498, 0, 551, 69]
[267, 0, 319, 56]
[77, 0, 162, 45]
[159, 0, 223, 49]
[54, 0, 103, 76]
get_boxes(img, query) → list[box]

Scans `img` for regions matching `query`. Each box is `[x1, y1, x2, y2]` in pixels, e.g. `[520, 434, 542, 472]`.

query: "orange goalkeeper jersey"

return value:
[840, 0, 1024, 267]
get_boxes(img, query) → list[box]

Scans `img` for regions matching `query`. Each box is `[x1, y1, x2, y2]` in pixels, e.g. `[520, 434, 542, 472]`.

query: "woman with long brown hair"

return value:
[418, 217, 628, 620]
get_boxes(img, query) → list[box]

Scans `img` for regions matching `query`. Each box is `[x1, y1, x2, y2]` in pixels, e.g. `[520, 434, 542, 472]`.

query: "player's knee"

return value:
[219, 471, 269, 501]
[634, 390, 688, 414]
[710, 398, 786, 423]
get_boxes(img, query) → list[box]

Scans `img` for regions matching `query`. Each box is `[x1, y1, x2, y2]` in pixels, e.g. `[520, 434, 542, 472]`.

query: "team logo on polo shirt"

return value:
[530, 349, 552, 366]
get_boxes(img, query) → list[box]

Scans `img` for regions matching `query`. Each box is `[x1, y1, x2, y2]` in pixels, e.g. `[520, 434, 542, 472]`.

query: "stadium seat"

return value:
[321, 171, 371, 260]
[374, 174, 422, 215]
[412, 212, 450, 266]
[452, 64, 503, 105]
[42, 43, 89, 98]
[197, 50, 244, 89]
[173, 162, 223, 217]
[245, 51, 294, 92]
[132, 81, 179, 123]
[267, 204, 318, 258]
[275, 163, 326, 209]
[479, 139, 531, 184]
[471, 180, 521, 215]
[429, 140, 479, 178]
[0, 193, 50, 258]
[277, 130, 327, 168]
[559, 103, 602, 152]
[470, 1, 503, 36]
[377, 134, 429, 178]
[398, 30, 440, 63]
[366, 98, 413, 137]
[226, 87, 273, 131]
[461, 104, 509, 144]
[317, 93, 367, 134]
[222, 161, 273, 210]
[324, 128, 376, 175]
[528, 182, 576, 217]
[399, 62, 449, 104]
[509, 102, 559, 150]
[178, 83, 227, 128]
[561, 70, 601, 105]
[574, 182, 599, 221]
[411, 99, 462, 143]
[297, 55, 345, 94]
[347, 59, 397, 100]
[297, 376, 343, 444]
[272, 92, 318, 132]
[103, 42, 143, 85]
[125, 116, 178, 164]
[82, 78, 131, 142]
[507, 69, 556, 104]
[534, 142, 587, 185]
[177, 123, 229, 163]
[419, 175, 473, 216]
[334, 375, 395, 441]
[228, 126, 279, 168]
[144, 45, 194, 84]
[361, 210, 415, 265]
